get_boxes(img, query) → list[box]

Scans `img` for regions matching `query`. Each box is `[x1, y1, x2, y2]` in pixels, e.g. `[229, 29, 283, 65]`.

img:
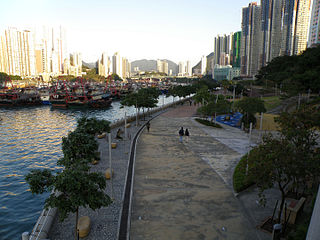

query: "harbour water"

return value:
[0, 95, 177, 240]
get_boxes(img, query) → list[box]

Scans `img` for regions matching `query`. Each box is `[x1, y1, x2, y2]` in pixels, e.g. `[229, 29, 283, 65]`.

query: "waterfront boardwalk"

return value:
[48, 102, 275, 239]
[130, 104, 270, 240]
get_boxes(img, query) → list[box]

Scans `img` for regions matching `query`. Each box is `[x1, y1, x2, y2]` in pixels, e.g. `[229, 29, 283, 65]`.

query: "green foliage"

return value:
[235, 97, 266, 115]
[246, 107, 320, 222]
[167, 85, 195, 98]
[59, 130, 98, 168]
[121, 88, 159, 109]
[195, 118, 222, 128]
[0, 72, 10, 83]
[235, 97, 266, 128]
[233, 154, 255, 192]
[192, 79, 219, 91]
[45, 168, 112, 221]
[77, 117, 111, 135]
[193, 86, 210, 104]
[25, 169, 54, 194]
[227, 83, 246, 95]
[111, 73, 122, 81]
[25, 117, 112, 228]
[256, 45, 320, 94]
[248, 135, 293, 221]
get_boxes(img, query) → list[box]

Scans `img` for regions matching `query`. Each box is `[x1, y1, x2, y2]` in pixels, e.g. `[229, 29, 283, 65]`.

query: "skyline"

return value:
[0, 0, 251, 66]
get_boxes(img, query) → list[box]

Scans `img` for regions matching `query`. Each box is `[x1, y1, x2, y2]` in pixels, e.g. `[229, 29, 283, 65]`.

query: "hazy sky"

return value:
[1, 0, 251, 66]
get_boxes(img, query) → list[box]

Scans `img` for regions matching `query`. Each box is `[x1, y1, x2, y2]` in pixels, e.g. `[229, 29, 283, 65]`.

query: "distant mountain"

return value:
[131, 59, 178, 75]
[82, 61, 97, 69]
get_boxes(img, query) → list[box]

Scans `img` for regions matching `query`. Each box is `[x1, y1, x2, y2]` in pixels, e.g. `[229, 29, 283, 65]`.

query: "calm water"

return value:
[0, 96, 177, 240]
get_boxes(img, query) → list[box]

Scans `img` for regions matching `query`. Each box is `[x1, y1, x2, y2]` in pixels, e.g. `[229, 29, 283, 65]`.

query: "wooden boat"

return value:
[50, 80, 112, 109]
[0, 87, 42, 107]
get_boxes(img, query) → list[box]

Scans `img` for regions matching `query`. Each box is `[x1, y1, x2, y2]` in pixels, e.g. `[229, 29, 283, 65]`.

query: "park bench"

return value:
[283, 197, 306, 224]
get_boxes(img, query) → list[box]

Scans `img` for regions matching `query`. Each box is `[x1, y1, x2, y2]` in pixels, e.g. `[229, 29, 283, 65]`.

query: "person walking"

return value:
[185, 128, 189, 142]
[146, 121, 150, 132]
[179, 127, 184, 143]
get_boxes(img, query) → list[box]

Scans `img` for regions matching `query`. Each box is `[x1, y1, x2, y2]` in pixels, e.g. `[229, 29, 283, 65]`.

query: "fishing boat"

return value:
[50, 79, 112, 109]
[0, 87, 42, 107]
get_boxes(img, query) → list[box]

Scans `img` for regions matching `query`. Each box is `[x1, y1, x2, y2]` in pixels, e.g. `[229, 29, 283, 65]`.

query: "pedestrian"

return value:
[116, 128, 123, 140]
[146, 121, 150, 132]
[185, 128, 189, 142]
[178, 127, 184, 143]
[189, 100, 192, 106]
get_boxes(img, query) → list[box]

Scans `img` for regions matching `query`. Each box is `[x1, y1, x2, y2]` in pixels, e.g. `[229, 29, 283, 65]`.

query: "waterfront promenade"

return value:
[48, 102, 276, 239]
[130, 104, 271, 240]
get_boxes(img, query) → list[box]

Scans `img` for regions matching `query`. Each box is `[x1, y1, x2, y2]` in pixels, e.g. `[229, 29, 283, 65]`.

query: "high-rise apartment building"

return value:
[157, 59, 169, 75]
[308, 0, 320, 46]
[1, 27, 36, 77]
[186, 61, 192, 76]
[0, 35, 8, 73]
[68, 52, 82, 77]
[201, 55, 207, 75]
[113, 52, 123, 78]
[231, 31, 241, 67]
[214, 34, 232, 66]
[122, 58, 131, 79]
[178, 61, 186, 76]
[98, 52, 109, 77]
[259, 0, 284, 67]
[281, 0, 312, 55]
[240, 2, 261, 77]
[178, 60, 192, 76]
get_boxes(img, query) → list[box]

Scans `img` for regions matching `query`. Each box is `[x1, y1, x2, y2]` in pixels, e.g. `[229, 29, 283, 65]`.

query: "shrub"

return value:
[233, 154, 255, 193]
[195, 118, 222, 128]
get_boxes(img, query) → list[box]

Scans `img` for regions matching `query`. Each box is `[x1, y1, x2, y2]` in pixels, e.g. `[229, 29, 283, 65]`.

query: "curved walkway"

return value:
[130, 104, 268, 239]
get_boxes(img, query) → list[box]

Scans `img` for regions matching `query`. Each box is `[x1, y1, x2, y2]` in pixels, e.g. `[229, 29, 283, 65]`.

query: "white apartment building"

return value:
[157, 59, 169, 75]
[1, 28, 36, 77]
[308, 0, 320, 46]
[178, 60, 192, 77]
[201, 55, 207, 75]
[113, 52, 123, 78]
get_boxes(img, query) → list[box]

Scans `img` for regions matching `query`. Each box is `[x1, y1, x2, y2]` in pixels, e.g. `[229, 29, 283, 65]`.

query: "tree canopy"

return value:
[256, 45, 320, 94]
[247, 107, 320, 223]
[25, 117, 112, 239]
[235, 97, 266, 128]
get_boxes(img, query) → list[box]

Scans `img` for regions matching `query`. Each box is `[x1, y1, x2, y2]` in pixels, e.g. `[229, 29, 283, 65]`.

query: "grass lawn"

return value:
[262, 96, 281, 112]
[255, 113, 279, 131]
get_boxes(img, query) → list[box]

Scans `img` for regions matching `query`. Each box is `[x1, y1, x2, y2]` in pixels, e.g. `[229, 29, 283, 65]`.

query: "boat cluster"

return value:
[0, 80, 131, 109]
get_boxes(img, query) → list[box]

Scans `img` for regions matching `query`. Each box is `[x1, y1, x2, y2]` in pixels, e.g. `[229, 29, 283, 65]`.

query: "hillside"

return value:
[131, 59, 178, 75]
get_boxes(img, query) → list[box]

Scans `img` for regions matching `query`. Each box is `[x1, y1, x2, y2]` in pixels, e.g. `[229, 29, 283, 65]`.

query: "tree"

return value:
[256, 45, 320, 94]
[275, 107, 320, 194]
[193, 86, 210, 105]
[248, 135, 294, 223]
[0, 72, 10, 85]
[25, 117, 112, 240]
[247, 107, 320, 224]
[121, 88, 159, 122]
[197, 95, 231, 121]
[235, 97, 266, 128]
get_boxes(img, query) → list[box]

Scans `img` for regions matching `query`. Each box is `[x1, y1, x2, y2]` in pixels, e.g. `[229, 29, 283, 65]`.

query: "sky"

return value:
[1, 0, 251, 66]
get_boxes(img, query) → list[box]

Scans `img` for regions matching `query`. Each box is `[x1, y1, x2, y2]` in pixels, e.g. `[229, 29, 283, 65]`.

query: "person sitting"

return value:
[116, 128, 123, 139]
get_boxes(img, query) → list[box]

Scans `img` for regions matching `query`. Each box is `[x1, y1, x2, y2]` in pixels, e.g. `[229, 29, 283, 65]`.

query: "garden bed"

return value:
[195, 118, 222, 128]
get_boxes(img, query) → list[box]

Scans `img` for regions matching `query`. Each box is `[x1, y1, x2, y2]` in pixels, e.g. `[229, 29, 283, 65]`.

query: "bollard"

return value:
[272, 224, 282, 240]
[22, 232, 29, 240]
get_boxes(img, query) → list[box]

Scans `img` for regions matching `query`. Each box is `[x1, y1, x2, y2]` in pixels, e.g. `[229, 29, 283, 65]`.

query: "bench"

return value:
[283, 197, 306, 224]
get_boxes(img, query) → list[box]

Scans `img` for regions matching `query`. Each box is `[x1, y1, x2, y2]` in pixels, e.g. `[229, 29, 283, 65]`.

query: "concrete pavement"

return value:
[130, 104, 270, 240]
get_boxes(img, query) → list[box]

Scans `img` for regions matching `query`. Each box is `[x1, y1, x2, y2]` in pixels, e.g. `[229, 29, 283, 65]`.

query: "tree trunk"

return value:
[277, 183, 286, 224]
[75, 207, 79, 240]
